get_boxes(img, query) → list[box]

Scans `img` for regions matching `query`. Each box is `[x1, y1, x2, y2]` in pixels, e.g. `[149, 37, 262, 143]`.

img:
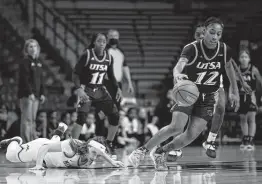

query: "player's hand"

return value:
[29, 165, 46, 170]
[173, 74, 188, 84]
[116, 88, 122, 102]
[128, 83, 134, 94]
[75, 88, 89, 103]
[29, 94, 35, 101]
[40, 95, 46, 104]
[112, 161, 125, 168]
[229, 93, 240, 112]
[242, 82, 252, 94]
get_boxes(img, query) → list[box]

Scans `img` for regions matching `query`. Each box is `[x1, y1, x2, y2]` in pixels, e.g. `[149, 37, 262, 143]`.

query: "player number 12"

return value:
[195, 71, 219, 85]
[90, 72, 106, 85]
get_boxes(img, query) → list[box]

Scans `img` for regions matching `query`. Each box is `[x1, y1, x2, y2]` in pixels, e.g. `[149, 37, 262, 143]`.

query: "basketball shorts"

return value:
[17, 138, 52, 162]
[77, 86, 118, 115]
[173, 92, 216, 122]
[104, 79, 122, 110]
[238, 93, 257, 114]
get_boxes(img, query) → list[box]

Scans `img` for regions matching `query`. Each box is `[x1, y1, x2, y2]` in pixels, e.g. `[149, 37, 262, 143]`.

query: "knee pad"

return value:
[76, 112, 87, 126]
[107, 112, 120, 126]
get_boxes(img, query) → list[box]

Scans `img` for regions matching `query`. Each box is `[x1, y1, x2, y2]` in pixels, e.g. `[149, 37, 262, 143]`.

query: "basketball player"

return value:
[128, 17, 240, 170]
[168, 23, 252, 160]
[237, 49, 262, 150]
[0, 124, 124, 169]
[70, 33, 122, 158]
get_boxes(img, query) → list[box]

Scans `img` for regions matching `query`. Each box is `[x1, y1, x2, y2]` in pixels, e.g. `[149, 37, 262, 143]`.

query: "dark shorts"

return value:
[104, 79, 122, 110]
[238, 94, 257, 114]
[77, 86, 118, 115]
[173, 92, 216, 122]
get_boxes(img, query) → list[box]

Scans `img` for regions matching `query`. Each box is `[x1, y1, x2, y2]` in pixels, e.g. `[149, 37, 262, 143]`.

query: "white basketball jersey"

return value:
[44, 139, 93, 168]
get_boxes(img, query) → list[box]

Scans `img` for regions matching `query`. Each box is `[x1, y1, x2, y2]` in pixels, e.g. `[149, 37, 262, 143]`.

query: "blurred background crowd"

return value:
[1, 0, 262, 148]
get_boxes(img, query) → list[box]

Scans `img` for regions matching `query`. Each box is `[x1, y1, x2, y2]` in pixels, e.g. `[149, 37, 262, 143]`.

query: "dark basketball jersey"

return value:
[182, 40, 228, 94]
[238, 64, 256, 94]
[79, 48, 112, 87]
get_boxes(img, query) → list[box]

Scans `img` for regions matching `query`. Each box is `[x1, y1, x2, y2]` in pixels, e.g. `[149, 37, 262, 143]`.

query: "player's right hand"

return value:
[229, 93, 240, 112]
[173, 74, 188, 84]
[112, 161, 125, 168]
[75, 88, 89, 103]
[29, 165, 46, 170]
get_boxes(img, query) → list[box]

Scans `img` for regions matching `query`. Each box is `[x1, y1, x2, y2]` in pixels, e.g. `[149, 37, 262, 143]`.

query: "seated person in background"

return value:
[35, 110, 47, 138]
[0, 103, 8, 140]
[47, 111, 59, 139]
[79, 112, 96, 141]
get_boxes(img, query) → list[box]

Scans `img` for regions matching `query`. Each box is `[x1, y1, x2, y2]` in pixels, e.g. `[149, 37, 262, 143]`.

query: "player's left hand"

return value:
[128, 83, 134, 94]
[242, 82, 252, 94]
[112, 161, 125, 168]
[29, 165, 46, 170]
[229, 93, 240, 112]
[116, 88, 122, 102]
[40, 95, 46, 104]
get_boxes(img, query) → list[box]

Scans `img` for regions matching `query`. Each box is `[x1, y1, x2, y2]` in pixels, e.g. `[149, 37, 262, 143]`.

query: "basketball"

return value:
[172, 80, 199, 107]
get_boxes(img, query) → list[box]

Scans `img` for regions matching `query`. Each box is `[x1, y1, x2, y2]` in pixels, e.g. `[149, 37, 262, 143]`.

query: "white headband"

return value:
[88, 140, 106, 153]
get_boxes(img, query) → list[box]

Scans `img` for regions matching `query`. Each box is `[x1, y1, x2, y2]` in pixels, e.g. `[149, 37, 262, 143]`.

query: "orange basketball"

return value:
[172, 80, 199, 107]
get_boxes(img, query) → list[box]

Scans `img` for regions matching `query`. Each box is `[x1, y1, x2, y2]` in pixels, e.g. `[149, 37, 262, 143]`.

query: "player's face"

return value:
[94, 34, 107, 52]
[194, 27, 205, 41]
[88, 146, 98, 161]
[239, 52, 250, 67]
[27, 42, 38, 57]
[204, 23, 223, 47]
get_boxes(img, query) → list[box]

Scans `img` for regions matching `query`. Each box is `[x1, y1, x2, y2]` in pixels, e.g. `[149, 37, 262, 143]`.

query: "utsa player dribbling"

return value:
[70, 33, 122, 159]
[0, 123, 124, 169]
[128, 17, 240, 170]
[237, 49, 262, 150]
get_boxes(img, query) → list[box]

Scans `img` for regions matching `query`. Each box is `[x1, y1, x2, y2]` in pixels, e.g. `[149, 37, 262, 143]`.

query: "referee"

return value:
[105, 29, 134, 109]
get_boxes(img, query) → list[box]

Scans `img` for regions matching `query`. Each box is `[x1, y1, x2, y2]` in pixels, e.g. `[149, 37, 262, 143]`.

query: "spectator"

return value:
[18, 39, 46, 143]
[151, 89, 175, 129]
[0, 103, 8, 140]
[65, 110, 77, 138]
[35, 110, 47, 138]
[47, 110, 58, 139]
[79, 112, 96, 141]
[60, 111, 71, 140]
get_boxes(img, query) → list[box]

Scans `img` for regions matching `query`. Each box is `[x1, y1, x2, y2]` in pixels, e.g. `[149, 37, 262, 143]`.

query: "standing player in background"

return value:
[128, 17, 239, 170]
[70, 33, 122, 158]
[18, 39, 46, 143]
[237, 49, 262, 150]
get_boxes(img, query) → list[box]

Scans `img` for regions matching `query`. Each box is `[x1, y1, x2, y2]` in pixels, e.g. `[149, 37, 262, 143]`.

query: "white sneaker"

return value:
[150, 147, 168, 171]
[128, 147, 147, 168]
[58, 122, 68, 133]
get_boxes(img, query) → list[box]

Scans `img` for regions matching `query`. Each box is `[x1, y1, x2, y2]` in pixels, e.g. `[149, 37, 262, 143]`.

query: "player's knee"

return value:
[108, 112, 120, 126]
[76, 112, 87, 126]
[215, 102, 225, 115]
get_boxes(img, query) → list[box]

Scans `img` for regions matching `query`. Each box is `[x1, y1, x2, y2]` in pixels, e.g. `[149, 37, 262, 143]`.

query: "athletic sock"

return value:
[207, 132, 217, 142]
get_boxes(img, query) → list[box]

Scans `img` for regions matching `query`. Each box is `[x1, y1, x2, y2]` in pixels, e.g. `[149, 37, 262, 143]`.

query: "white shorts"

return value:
[18, 138, 53, 162]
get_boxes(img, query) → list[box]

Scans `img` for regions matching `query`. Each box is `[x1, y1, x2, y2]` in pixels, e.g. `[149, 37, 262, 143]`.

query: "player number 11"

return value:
[90, 72, 106, 84]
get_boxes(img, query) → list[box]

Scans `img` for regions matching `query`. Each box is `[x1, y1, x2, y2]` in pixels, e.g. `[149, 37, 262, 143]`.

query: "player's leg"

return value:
[152, 115, 208, 170]
[128, 109, 190, 168]
[71, 101, 92, 139]
[247, 111, 256, 150]
[240, 113, 248, 150]
[203, 88, 226, 158]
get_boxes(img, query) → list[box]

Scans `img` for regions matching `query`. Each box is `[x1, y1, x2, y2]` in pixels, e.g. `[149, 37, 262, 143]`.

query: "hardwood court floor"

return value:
[0, 145, 262, 184]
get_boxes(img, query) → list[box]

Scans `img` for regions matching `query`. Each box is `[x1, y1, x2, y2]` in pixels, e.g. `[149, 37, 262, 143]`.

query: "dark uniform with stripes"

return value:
[174, 40, 232, 122]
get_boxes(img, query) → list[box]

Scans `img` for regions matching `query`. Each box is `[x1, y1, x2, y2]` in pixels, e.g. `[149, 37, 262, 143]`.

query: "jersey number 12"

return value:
[90, 72, 106, 84]
[195, 71, 219, 85]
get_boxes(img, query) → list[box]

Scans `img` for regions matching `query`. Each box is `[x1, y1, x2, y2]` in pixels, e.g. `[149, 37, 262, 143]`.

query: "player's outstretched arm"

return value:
[173, 57, 188, 84]
[99, 150, 125, 168]
[231, 59, 252, 94]
[225, 59, 240, 111]
[29, 142, 62, 170]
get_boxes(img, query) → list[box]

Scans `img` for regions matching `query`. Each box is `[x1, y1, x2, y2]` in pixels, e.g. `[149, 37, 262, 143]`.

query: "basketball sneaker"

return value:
[246, 136, 255, 151]
[202, 141, 217, 158]
[240, 136, 249, 150]
[128, 147, 148, 168]
[105, 141, 117, 160]
[150, 147, 168, 171]
[0, 136, 23, 149]
[167, 150, 183, 162]
[51, 122, 68, 141]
